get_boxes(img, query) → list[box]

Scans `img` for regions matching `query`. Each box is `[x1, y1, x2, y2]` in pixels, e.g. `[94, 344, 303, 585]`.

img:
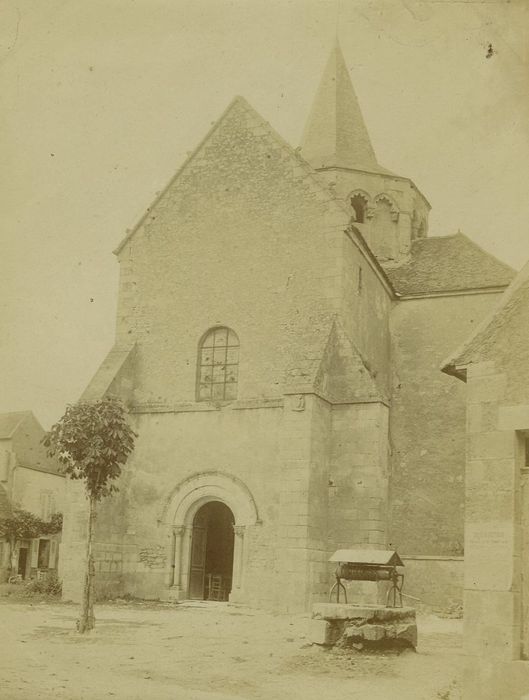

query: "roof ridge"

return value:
[114, 95, 355, 256]
[455, 231, 515, 274]
[114, 96, 249, 255]
[0, 411, 34, 439]
[111, 94, 397, 296]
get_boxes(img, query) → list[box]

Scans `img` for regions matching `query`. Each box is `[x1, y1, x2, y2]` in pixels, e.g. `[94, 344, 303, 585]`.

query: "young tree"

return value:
[43, 397, 137, 633]
[0, 509, 63, 579]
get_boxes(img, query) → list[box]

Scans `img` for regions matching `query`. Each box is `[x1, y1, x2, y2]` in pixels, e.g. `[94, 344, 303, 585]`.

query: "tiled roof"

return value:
[384, 233, 515, 296]
[0, 411, 32, 439]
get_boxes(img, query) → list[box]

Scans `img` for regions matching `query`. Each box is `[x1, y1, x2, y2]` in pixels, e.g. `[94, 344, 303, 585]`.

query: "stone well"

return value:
[310, 603, 417, 650]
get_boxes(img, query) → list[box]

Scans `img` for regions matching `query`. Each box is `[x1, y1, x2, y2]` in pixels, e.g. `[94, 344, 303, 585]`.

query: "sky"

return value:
[1, 0, 529, 428]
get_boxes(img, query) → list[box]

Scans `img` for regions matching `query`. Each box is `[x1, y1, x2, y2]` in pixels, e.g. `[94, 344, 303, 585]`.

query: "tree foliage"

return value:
[43, 397, 137, 501]
[0, 508, 62, 541]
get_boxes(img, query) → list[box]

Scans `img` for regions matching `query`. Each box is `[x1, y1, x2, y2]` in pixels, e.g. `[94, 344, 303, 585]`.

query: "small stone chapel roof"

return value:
[442, 257, 529, 379]
[384, 233, 515, 297]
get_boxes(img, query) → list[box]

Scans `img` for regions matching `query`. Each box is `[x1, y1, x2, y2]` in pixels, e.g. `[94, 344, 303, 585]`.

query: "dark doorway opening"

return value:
[188, 501, 235, 601]
[17, 547, 28, 579]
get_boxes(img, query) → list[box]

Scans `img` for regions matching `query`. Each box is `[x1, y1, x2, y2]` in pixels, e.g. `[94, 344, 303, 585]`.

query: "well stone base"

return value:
[310, 603, 417, 650]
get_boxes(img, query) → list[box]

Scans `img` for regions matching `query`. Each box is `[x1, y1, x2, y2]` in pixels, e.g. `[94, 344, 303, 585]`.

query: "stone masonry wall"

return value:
[462, 361, 529, 699]
[389, 292, 504, 557]
[114, 98, 392, 407]
[328, 402, 389, 553]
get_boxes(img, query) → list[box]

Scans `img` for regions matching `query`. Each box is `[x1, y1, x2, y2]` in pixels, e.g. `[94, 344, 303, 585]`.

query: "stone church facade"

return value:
[60, 44, 514, 611]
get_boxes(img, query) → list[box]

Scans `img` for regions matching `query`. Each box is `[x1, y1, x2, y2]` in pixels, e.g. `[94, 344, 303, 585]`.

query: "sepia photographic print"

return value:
[1, 1, 529, 698]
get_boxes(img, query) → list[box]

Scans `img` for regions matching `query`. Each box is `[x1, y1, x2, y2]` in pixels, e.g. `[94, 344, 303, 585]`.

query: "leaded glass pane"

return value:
[224, 383, 237, 400]
[226, 347, 238, 365]
[201, 348, 213, 365]
[214, 328, 228, 346]
[212, 383, 225, 399]
[213, 347, 226, 365]
[212, 365, 226, 382]
[202, 331, 215, 348]
[226, 365, 238, 383]
[197, 327, 239, 402]
[198, 384, 212, 400]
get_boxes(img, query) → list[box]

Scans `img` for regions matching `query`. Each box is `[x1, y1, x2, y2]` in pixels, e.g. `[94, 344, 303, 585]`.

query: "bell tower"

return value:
[300, 42, 430, 264]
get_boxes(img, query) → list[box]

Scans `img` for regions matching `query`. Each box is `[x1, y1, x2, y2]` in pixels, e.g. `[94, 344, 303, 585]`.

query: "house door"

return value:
[189, 509, 207, 599]
[188, 501, 235, 600]
[17, 547, 28, 578]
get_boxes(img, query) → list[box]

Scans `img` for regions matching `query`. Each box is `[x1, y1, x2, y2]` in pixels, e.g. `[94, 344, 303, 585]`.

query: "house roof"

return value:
[0, 411, 32, 439]
[0, 411, 63, 476]
[384, 233, 515, 297]
[299, 41, 392, 175]
[442, 257, 529, 378]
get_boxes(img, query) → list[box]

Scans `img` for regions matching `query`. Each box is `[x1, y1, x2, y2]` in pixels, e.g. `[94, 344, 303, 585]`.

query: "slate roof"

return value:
[300, 41, 392, 175]
[442, 258, 529, 378]
[384, 233, 515, 296]
[0, 411, 32, 439]
[81, 344, 135, 401]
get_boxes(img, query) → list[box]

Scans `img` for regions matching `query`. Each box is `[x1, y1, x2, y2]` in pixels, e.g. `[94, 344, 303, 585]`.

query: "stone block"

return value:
[467, 431, 516, 461]
[463, 657, 529, 699]
[466, 374, 506, 404]
[361, 624, 385, 641]
[498, 404, 529, 431]
[308, 619, 333, 645]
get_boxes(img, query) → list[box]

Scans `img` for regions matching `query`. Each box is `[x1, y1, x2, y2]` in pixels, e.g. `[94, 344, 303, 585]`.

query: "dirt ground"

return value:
[0, 598, 463, 700]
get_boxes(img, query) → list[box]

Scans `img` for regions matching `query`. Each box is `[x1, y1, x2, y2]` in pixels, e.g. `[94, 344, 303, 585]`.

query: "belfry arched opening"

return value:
[188, 501, 235, 601]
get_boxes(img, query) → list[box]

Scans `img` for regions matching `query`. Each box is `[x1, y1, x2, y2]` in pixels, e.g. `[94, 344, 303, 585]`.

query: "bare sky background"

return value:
[1, 0, 528, 428]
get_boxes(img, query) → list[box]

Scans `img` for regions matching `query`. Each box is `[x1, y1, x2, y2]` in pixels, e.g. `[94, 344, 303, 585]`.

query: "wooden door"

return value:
[188, 511, 207, 599]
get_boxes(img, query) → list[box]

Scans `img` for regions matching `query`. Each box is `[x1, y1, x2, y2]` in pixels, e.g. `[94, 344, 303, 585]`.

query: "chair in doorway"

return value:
[208, 574, 225, 601]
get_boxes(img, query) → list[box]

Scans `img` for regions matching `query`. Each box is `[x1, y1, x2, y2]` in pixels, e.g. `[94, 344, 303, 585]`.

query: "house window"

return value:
[40, 491, 56, 520]
[197, 327, 239, 402]
[37, 539, 51, 569]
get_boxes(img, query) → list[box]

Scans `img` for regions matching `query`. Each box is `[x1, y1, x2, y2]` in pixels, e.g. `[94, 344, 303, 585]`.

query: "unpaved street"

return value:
[0, 600, 463, 700]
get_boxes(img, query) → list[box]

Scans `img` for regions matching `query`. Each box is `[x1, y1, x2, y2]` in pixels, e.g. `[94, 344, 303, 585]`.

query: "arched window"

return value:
[197, 327, 239, 402]
[350, 194, 367, 223]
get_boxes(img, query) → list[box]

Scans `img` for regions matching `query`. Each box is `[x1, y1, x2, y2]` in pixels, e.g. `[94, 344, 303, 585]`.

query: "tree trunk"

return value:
[78, 496, 96, 633]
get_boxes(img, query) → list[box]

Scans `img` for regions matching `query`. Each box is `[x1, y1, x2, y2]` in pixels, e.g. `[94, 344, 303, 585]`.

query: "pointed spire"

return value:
[300, 42, 380, 172]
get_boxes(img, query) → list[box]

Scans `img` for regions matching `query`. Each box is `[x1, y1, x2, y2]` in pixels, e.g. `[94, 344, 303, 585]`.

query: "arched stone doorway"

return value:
[160, 471, 260, 603]
[189, 501, 235, 600]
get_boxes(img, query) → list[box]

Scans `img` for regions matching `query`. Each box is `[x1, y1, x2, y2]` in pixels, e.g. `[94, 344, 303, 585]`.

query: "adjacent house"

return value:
[443, 260, 529, 699]
[0, 411, 65, 581]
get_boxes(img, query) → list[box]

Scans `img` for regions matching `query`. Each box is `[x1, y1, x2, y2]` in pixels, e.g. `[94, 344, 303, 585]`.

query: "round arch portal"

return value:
[161, 471, 259, 602]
